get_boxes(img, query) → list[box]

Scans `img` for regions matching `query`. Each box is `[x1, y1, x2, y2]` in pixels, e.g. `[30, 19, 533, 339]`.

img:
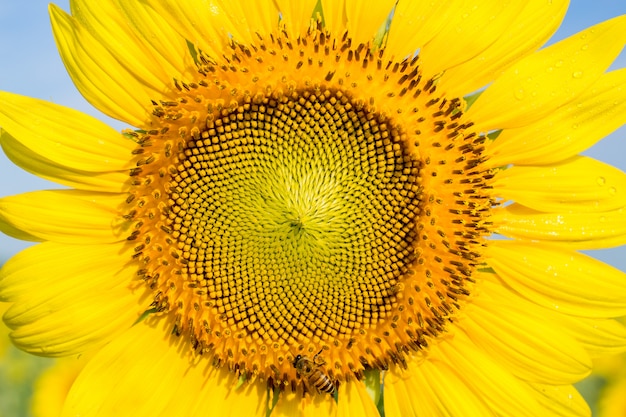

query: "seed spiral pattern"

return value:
[170, 87, 421, 345]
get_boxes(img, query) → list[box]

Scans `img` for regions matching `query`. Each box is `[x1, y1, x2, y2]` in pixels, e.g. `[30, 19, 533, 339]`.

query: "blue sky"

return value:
[0, 1, 625, 270]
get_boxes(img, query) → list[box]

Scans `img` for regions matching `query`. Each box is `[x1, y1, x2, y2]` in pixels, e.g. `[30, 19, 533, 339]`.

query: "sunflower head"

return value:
[119, 19, 493, 393]
[1, 1, 626, 415]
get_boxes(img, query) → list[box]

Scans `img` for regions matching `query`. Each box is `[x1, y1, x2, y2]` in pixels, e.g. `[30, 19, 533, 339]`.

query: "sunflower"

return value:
[1, 0, 626, 415]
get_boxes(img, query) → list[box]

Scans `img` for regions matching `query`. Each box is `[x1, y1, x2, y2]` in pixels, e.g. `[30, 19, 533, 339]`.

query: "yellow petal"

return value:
[62, 323, 182, 417]
[383, 368, 423, 417]
[415, 1, 527, 79]
[1, 130, 129, 192]
[72, 0, 196, 82]
[321, 0, 394, 45]
[441, 0, 568, 97]
[492, 156, 626, 213]
[272, 389, 337, 417]
[436, 332, 543, 416]
[319, 0, 347, 37]
[7, 292, 136, 357]
[385, 359, 493, 416]
[530, 384, 590, 417]
[386, 1, 462, 60]
[336, 380, 379, 417]
[0, 92, 134, 172]
[68, 0, 174, 88]
[301, 394, 338, 417]
[140, 0, 225, 59]
[485, 240, 626, 317]
[1, 242, 140, 356]
[147, 0, 279, 57]
[274, 0, 318, 36]
[492, 203, 626, 249]
[226, 0, 279, 44]
[62, 320, 267, 417]
[149, 320, 268, 417]
[0, 214, 40, 242]
[387, 332, 544, 416]
[0, 242, 126, 303]
[209, 0, 279, 45]
[486, 68, 626, 166]
[343, 0, 395, 45]
[470, 15, 626, 130]
[120, 2, 199, 79]
[271, 390, 301, 417]
[481, 273, 626, 358]
[181, 367, 267, 417]
[50, 4, 151, 127]
[217, 382, 268, 417]
[464, 280, 592, 384]
[553, 316, 626, 358]
[0, 190, 128, 244]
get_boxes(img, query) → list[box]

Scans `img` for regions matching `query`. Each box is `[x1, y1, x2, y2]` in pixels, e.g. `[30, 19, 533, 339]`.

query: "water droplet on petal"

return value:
[597, 177, 606, 186]
[608, 187, 617, 195]
[554, 59, 564, 68]
[572, 71, 583, 79]
[514, 89, 525, 100]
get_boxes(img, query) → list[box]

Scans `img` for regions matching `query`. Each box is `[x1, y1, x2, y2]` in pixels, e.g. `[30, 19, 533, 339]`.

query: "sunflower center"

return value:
[127, 28, 489, 392]
[172, 87, 420, 338]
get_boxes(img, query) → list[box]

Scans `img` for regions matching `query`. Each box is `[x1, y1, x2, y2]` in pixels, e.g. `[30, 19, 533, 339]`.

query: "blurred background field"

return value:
[0, 303, 52, 417]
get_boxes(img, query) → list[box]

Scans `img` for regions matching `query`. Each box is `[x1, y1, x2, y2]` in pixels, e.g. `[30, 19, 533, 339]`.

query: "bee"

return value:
[292, 350, 336, 395]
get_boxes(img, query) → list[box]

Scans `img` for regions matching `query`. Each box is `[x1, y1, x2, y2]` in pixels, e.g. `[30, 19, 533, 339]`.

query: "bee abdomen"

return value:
[311, 371, 336, 394]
